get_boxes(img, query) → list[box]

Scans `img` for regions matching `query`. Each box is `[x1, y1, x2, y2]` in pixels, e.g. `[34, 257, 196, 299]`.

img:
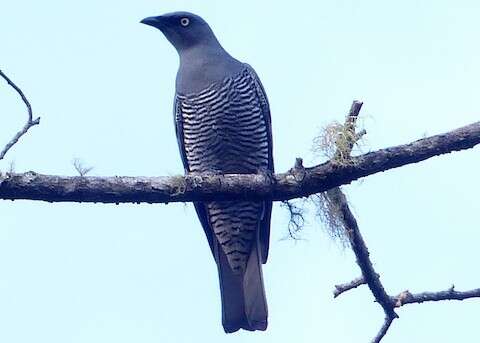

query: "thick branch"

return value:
[1, 121, 479, 203]
[0, 69, 41, 160]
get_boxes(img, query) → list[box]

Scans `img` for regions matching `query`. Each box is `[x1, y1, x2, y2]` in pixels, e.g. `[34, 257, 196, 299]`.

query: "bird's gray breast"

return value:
[177, 67, 269, 273]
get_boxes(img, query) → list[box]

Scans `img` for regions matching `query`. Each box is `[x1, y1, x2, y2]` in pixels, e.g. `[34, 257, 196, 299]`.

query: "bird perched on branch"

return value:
[141, 11, 274, 333]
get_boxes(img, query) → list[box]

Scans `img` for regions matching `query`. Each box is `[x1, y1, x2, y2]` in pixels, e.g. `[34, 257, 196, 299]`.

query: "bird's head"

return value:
[140, 12, 216, 52]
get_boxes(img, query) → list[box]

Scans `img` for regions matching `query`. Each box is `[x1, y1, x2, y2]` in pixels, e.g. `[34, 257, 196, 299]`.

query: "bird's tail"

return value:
[216, 239, 268, 333]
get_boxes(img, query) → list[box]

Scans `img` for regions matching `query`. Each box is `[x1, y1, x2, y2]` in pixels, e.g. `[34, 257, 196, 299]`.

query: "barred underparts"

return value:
[177, 67, 269, 273]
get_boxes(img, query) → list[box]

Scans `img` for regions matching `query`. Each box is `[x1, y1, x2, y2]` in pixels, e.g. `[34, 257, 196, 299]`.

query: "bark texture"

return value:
[1, 121, 479, 203]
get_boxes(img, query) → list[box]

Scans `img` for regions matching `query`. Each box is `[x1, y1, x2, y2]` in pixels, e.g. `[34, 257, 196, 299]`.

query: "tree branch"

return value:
[373, 286, 480, 341]
[327, 188, 397, 320]
[372, 317, 394, 343]
[392, 286, 480, 307]
[333, 275, 367, 298]
[0, 69, 41, 160]
[330, 102, 480, 342]
[318, 102, 398, 342]
[0, 120, 479, 203]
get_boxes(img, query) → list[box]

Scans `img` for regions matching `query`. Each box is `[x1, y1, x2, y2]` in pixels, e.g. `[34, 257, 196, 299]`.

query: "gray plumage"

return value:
[141, 12, 274, 333]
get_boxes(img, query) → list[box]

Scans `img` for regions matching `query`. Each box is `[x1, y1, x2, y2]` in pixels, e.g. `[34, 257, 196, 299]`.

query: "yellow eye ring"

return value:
[180, 18, 190, 26]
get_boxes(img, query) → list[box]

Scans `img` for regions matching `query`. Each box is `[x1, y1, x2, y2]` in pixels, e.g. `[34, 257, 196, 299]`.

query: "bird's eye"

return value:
[180, 17, 190, 27]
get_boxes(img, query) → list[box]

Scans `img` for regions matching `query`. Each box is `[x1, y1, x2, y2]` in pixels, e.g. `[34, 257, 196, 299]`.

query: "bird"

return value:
[141, 12, 274, 333]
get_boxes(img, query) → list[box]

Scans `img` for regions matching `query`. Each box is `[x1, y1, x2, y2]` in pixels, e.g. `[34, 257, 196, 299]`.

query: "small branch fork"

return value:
[331, 101, 480, 343]
[0, 69, 40, 160]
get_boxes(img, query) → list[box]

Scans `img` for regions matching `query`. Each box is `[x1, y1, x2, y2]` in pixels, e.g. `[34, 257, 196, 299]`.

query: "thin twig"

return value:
[334, 276, 366, 298]
[282, 199, 305, 239]
[72, 158, 94, 177]
[0, 69, 40, 160]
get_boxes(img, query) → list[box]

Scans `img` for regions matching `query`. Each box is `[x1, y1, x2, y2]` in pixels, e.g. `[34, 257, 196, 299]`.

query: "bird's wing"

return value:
[244, 64, 274, 264]
[174, 95, 215, 255]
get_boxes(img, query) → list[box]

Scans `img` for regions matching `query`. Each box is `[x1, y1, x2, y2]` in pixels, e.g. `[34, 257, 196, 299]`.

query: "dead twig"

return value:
[0, 69, 40, 160]
[73, 158, 93, 177]
[281, 199, 306, 239]
[391, 285, 480, 307]
[333, 276, 366, 298]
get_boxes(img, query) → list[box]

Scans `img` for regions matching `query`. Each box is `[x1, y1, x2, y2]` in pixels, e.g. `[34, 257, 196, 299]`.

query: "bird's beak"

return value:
[140, 16, 164, 29]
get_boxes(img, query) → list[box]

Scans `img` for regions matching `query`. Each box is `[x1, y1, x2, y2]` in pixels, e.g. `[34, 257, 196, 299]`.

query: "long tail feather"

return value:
[216, 240, 268, 333]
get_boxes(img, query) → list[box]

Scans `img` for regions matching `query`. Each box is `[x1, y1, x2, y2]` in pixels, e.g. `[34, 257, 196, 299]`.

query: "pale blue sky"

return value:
[1, 1, 479, 342]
